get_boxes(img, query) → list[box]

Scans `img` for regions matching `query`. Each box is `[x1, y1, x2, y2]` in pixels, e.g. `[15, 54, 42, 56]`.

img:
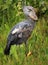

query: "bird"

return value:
[4, 1, 38, 55]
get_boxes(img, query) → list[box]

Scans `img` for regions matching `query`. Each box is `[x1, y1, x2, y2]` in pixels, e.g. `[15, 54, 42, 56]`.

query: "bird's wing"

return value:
[11, 27, 22, 34]
[11, 22, 32, 38]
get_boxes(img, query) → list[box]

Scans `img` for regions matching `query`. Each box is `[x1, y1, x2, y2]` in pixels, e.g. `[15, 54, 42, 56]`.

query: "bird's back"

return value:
[7, 19, 36, 44]
[11, 19, 35, 33]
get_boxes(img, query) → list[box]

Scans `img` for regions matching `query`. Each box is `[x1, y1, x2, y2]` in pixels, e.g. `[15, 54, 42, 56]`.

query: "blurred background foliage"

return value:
[0, 0, 48, 65]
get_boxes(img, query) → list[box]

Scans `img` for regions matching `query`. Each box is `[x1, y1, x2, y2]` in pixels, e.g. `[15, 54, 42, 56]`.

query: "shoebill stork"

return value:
[4, 0, 38, 55]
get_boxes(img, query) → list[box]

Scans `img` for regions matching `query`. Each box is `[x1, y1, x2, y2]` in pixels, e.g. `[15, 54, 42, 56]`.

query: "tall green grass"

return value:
[0, 0, 48, 65]
[0, 17, 48, 65]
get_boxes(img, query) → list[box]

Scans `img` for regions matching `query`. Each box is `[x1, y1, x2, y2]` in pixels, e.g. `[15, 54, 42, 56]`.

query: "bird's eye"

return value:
[28, 9, 32, 12]
[27, 10, 31, 12]
[29, 9, 32, 11]
[27, 8, 31, 12]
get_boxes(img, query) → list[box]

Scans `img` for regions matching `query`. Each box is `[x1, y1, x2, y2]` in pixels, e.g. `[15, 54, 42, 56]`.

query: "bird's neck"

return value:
[26, 18, 36, 27]
[27, 17, 36, 23]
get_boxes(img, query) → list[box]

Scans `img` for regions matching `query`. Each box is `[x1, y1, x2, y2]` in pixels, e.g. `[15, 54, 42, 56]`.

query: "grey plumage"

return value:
[8, 19, 35, 44]
[4, 1, 38, 55]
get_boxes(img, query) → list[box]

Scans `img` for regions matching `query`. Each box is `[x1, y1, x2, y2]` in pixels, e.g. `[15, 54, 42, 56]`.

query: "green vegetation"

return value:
[0, 0, 48, 65]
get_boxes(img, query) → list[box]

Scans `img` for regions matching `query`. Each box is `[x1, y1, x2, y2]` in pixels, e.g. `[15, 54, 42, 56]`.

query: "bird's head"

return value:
[23, 6, 38, 21]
